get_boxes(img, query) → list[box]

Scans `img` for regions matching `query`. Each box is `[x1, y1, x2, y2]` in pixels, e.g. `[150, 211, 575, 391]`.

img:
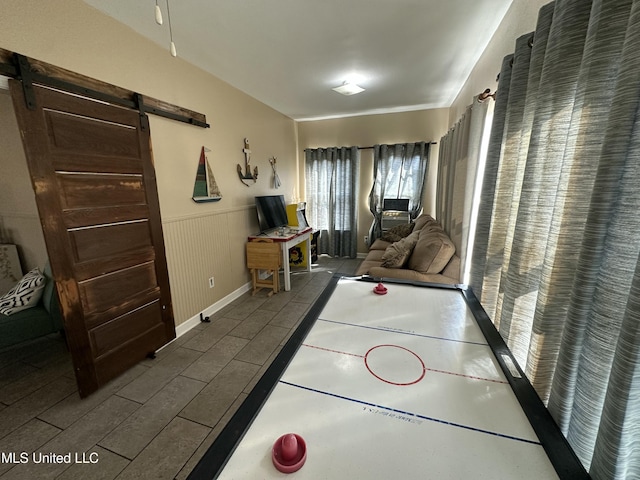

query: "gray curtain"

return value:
[468, 53, 515, 319]
[469, 0, 640, 477]
[368, 142, 429, 243]
[304, 147, 359, 258]
[437, 96, 493, 280]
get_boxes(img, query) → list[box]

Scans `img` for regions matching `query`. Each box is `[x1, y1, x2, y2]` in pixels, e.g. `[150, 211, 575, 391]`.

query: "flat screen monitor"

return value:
[255, 195, 288, 232]
[383, 198, 410, 211]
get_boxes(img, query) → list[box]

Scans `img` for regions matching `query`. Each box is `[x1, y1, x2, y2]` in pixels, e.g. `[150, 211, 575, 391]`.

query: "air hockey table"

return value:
[188, 276, 590, 479]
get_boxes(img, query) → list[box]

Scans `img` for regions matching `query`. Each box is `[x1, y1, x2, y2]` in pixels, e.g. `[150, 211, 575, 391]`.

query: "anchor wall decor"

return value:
[237, 138, 258, 186]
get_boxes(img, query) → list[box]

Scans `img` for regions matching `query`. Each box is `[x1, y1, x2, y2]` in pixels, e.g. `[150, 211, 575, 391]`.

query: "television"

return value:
[255, 195, 289, 232]
[383, 198, 410, 211]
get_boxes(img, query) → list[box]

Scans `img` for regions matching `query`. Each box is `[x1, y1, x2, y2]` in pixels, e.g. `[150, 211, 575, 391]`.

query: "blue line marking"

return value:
[279, 380, 541, 446]
[318, 318, 487, 346]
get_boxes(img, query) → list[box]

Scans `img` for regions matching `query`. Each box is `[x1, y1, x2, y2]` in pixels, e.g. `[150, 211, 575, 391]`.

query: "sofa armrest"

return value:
[441, 255, 461, 282]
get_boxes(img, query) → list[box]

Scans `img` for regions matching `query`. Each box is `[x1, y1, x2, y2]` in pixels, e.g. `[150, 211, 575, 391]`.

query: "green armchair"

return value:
[0, 263, 64, 349]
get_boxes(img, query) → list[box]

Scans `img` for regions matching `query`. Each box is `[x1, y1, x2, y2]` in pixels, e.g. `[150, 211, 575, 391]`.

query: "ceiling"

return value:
[83, 0, 513, 121]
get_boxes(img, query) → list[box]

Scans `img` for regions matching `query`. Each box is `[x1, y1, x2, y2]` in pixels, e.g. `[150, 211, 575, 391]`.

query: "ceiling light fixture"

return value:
[332, 82, 365, 96]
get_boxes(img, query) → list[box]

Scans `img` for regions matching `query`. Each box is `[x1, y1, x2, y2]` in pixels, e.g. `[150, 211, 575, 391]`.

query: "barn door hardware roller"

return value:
[13, 53, 37, 110]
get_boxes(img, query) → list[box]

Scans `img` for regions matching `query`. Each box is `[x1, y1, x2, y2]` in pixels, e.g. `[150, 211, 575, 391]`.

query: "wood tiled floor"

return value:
[0, 256, 361, 479]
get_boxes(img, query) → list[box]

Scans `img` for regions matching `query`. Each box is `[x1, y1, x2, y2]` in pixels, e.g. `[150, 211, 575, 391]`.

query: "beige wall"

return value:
[296, 1, 551, 257]
[449, 0, 551, 124]
[0, 0, 298, 326]
[297, 109, 450, 254]
[0, 91, 47, 272]
[0, 0, 553, 324]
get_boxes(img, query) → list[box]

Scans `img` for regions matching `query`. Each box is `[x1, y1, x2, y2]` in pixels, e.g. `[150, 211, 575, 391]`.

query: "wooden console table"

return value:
[248, 227, 312, 291]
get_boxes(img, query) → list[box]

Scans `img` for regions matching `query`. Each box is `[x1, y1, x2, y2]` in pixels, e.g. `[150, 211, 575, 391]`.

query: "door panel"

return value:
[93, 320, 168, 385]
[63, 205, 151, 228]
[79, 262, 158, 315]
[10, 81, 175, 397]
[53, 155, 143, 175]
[45, 110, 141, 158]
[57, 173, 146, 209]
[69, 221, 152, 262]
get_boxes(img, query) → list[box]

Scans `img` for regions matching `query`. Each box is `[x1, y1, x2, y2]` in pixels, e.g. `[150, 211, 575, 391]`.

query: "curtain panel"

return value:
[436, 96, 493, 280]
[469, 0, 640, 477]
[367, 142, 430, 243]
[304, 147, 359, 258]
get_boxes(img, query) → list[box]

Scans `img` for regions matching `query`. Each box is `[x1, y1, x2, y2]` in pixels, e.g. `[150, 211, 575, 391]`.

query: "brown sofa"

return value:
[356, 214, 461, 285]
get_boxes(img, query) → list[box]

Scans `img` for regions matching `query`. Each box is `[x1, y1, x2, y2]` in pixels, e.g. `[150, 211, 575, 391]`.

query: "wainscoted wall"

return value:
[162, 206, 259, 327]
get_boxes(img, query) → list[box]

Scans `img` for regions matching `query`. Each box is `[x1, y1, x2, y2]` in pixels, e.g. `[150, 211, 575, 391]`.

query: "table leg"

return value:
[282, 243, 291, 291]
[305, 235, 312, 272]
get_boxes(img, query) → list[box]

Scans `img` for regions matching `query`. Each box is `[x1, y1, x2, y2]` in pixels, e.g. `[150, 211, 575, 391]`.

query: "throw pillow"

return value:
[407, 231, 456, 274]
[381, 223, 415, 243]
[381, 231, 420, 268]
[0, 268, 46, 316]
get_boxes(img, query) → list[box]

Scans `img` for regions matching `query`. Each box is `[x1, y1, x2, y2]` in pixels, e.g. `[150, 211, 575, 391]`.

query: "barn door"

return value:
[9, 81, 176, 397]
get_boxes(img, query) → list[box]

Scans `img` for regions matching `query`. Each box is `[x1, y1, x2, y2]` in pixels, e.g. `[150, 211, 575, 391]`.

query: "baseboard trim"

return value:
[174, 281, 253, 339]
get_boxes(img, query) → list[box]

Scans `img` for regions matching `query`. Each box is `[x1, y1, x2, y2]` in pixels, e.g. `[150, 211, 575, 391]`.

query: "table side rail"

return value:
[460, 286, 590, 480]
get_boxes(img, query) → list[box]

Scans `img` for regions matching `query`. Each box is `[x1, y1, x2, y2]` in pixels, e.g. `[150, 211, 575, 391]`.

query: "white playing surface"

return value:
[217, 278, 559, 479]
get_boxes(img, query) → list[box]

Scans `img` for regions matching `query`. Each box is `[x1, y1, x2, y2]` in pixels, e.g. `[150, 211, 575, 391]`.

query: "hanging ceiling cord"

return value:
[166, 0, 177, 56]
[154, 0, 163, 24]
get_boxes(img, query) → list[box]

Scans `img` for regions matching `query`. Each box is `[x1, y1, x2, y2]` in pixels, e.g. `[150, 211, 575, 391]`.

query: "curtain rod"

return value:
[358, 141, 437, 150]
[477, 88, 496, 102]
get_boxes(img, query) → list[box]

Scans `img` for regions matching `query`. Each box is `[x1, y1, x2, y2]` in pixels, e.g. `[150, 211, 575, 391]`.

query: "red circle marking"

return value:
[364, 344, 426, 386]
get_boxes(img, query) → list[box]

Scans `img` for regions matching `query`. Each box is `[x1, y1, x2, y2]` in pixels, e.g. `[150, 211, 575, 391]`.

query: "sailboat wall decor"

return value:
[192, 146, 222, 203]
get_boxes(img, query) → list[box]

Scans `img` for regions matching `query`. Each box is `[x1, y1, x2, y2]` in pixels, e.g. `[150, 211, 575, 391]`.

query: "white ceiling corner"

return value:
[82, 0, 513, 121]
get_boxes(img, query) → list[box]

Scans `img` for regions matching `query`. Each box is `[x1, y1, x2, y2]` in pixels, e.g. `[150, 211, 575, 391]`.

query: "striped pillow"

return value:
[0, 268, 46, 316]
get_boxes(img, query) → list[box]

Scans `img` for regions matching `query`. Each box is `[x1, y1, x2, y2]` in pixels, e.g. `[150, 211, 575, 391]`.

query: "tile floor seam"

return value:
[111, 393, 144, 406]
[175, 412, 220, 430]
[176, 344, 213, 353]
[32, 416, 65, 431]
[89, 443, 132, 463]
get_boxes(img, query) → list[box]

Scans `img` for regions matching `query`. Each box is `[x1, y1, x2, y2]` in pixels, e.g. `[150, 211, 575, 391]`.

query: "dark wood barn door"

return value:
[10, 81, 176, 397]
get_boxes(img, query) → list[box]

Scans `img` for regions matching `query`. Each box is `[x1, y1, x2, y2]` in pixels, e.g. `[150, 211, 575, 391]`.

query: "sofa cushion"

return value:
[365, 249, 386, 263]
[420, 223, 445, 234]
[369, 239, 392, 251]
[381, 231, 420, 268]
[356, 259, 382, 276]
[381, 223, 415, 243]
[412, 214, 437, 231]
[407, 231, 456, 274]
[0, 268, 46, 315]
